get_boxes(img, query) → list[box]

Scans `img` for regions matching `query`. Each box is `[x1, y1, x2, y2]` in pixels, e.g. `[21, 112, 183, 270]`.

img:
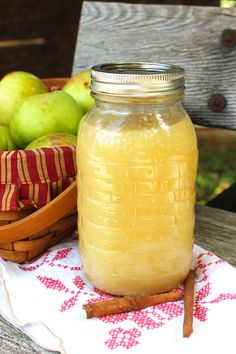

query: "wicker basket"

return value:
[0, 78, 78, 263]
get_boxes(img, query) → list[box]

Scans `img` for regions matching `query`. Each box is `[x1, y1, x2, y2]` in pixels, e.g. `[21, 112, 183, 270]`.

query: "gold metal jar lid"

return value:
[91, 62, 185, 97]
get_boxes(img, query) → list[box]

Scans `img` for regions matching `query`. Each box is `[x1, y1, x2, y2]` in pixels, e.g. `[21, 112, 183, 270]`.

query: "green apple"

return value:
[25, 133, 77, 150]
[0, 71, 48, 126]
[0, 125, 17, 150]
[62, 70, 94, 114]
[0, 127, 8, 150]
[10, 91, 84, 149]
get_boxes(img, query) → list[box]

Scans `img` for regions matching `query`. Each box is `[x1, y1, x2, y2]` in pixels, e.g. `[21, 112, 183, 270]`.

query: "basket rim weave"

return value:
[0, 180, 77, 244]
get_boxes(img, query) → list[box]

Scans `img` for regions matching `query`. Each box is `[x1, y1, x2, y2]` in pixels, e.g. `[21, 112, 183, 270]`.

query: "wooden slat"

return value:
[0, 181, 77, 244]
[0, 38, 45, 48]
[195, 206, 236, 266]
[0, 315, 57, 354]
[12, 234, 52, 252]
[0, 210, 32, 221]
[73, 2, 236, 129]
[0, 249, 28, 262]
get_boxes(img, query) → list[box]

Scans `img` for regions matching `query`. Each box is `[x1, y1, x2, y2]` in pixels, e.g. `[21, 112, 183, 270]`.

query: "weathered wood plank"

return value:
[0, 205, 235, 353]
[195, 206, 236, 266]
[73, 2, 236, 129]
[0, 314, 58, 354]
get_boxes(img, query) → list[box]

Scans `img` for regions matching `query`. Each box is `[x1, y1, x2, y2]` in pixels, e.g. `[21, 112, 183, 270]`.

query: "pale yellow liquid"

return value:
[77, 112, 198, 295]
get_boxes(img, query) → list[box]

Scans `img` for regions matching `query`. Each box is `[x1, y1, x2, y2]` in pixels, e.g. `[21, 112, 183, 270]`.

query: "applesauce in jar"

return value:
[77, 63, 198, 295]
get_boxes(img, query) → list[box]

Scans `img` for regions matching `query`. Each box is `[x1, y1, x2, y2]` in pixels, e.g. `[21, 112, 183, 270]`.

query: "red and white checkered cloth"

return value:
[0, 236, 235, 354]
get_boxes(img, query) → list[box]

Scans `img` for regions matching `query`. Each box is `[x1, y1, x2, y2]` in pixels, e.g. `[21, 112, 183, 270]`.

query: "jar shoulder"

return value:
[81, 102, 193, 131]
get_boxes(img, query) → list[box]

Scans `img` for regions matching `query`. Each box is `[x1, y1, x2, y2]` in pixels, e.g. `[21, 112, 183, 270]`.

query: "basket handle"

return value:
[0, 181, 77, 244]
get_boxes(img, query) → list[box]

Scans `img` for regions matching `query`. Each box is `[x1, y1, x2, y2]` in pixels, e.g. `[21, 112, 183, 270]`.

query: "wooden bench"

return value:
[0, 2, 236, 352]
[73, 1, 236, 129]
[74, 1, 236, 212]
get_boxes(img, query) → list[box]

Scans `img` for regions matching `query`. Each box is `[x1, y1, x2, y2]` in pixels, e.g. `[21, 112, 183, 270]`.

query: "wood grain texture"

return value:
[0, 315, 57, 354]
[0, 205, 235, 352]
[195, 206, 236, 266]
[73, 2, 236, 129]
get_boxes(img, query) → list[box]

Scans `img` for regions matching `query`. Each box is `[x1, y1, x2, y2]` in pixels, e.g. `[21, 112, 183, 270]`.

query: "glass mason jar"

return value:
[77, 63, 198, 296]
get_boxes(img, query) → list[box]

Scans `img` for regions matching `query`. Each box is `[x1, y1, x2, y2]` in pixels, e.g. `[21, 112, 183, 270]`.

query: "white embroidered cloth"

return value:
[0, 234, 236, 354]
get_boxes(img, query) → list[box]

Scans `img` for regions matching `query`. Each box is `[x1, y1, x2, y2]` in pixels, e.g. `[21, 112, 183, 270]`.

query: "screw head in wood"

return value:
[208, 94, 226, 112]
[221, 29, 236, 48]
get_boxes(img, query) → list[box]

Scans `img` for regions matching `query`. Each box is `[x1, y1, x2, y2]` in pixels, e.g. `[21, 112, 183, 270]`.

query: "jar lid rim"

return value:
[91, 62, 185, 96]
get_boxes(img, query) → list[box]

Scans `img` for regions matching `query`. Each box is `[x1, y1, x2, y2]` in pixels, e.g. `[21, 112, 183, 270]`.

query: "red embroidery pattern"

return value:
[50, 248, 72, 262]
[157, 301, 184, 320]
[60, 293, 80, 312]
[208, 293, 236, 304]
[100, 251, 236, 349]
[101, 308, 166, 329]
[19, 243, 92, 312]
[16, 243, 236, 351]
[196, 252, 224, 282]
[105, 327, 141, 350]
[193, 283, 211, 321]
[37, 276, 70, 293]
[19, 247, 81, 272]
[37, 274, 89, 312]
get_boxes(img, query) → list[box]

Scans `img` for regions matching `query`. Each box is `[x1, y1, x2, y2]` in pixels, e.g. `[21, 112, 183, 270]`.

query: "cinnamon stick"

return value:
[83, 291, 183, 319]
[183, 270, 195, 338]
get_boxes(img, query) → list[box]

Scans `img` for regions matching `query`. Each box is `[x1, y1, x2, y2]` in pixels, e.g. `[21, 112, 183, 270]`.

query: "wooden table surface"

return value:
[0, 205, 235, 353]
